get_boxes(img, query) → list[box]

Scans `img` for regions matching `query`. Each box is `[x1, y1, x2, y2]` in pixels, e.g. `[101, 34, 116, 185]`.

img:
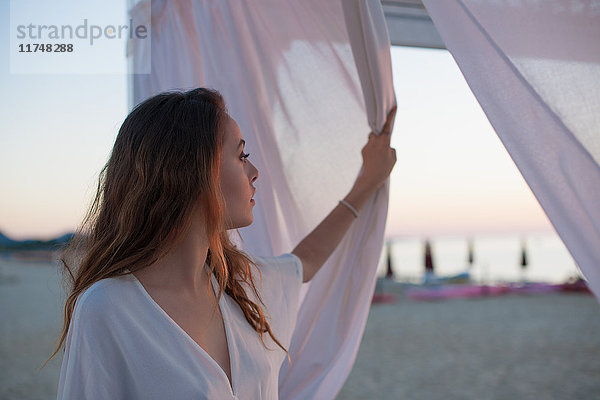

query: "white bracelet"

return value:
[339, 199, 359, 218]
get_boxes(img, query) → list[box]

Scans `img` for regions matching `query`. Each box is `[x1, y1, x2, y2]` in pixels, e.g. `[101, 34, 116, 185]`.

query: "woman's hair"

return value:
[46, 88, 286, 365]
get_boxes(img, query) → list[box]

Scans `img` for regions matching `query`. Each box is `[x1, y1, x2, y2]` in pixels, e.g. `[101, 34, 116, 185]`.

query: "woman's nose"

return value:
[250, 162, 259, 183]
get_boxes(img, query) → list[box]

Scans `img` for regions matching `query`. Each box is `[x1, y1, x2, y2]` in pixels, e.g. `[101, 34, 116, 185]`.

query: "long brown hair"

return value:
[46, 88, 286, 365]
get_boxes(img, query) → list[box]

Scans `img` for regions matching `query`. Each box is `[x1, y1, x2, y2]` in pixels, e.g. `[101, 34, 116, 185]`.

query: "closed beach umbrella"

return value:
[467, 238, 474, 267]
[424, 239, 434, 273]
[385, 242, 394, 279]
[520, 240, 528, 270]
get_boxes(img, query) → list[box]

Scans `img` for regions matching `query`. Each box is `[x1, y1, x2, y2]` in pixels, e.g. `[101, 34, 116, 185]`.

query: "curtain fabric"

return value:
[127, 0, 395, 398]
[421, 0, 600, 301]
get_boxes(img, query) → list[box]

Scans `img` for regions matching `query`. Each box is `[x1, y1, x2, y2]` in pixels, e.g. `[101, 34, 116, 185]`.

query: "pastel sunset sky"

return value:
[0, 1, 552, 240]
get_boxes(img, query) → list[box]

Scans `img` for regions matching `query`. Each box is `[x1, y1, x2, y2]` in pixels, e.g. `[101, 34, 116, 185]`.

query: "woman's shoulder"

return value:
[244, 252, 304, 344]
[74, 273, 137, 317]
[248, 252, 303, 282]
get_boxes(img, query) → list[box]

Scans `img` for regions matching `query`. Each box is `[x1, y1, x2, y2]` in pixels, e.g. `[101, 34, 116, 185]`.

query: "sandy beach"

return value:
[338, 281, 600, 400]
[1, 260, 599, 400]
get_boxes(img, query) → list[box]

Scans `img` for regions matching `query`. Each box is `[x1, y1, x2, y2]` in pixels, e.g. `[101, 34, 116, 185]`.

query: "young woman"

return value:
[51, 88, 396, 399]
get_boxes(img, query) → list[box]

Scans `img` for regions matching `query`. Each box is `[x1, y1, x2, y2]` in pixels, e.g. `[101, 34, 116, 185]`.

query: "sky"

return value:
[386, 46, 551, 238]
[0, 1, 552, 241]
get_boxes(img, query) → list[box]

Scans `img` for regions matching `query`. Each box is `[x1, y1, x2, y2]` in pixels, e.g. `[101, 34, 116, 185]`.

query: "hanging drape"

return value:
[126, 0, 395, 398]
[421, 0, 600, 301]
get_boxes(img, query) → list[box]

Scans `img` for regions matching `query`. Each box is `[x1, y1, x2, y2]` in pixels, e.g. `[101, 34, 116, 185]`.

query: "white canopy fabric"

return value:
[127, 0, 395, 399]
[421, 0, 600, 301]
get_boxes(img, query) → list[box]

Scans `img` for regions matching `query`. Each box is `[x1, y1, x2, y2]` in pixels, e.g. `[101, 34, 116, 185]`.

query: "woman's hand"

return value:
[356, 106, 398, 193]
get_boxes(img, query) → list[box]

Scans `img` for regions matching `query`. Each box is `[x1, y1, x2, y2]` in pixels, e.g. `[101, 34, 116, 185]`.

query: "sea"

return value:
[377, 230, 583, 285]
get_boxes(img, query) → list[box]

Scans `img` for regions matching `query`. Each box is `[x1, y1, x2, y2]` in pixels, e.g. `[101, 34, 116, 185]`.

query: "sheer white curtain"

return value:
[422, 0, 600, 301]
[126, 0, 395, 398]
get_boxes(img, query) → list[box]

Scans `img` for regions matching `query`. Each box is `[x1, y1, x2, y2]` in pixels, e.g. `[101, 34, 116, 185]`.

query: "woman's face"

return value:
[219, 115, 259, 229]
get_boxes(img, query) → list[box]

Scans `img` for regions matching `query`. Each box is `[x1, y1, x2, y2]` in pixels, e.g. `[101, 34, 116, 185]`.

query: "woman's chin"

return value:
[231, 216, 253, 230]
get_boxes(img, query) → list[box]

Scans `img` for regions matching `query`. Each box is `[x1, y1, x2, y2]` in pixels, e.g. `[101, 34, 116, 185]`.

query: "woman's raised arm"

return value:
[292, 106, 397, 282]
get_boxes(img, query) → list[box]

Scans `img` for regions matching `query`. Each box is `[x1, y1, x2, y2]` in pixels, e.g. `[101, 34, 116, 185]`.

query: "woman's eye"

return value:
[240, 152, 250, 162]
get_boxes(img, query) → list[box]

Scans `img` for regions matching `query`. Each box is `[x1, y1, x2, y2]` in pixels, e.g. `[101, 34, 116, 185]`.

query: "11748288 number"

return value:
[18, 43, 73, 53]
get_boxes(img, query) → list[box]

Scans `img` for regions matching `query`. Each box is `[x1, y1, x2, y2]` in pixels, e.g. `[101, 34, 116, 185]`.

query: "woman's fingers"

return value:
[369, 106, 397, 146]
[381, 106, 397, 134]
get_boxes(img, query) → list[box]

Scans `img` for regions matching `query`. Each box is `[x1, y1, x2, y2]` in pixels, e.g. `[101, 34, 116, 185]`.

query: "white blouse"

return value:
[56, 253, 303, 400]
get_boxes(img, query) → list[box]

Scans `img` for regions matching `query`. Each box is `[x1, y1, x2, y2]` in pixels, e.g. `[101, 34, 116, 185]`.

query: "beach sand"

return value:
[338, 280, 600, 400]
[1, 260, 599, 400]
[0, 261, 64, 400]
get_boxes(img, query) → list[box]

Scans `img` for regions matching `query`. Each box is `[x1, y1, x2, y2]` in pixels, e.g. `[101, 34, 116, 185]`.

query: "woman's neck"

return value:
[133, 222, 211, 298]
